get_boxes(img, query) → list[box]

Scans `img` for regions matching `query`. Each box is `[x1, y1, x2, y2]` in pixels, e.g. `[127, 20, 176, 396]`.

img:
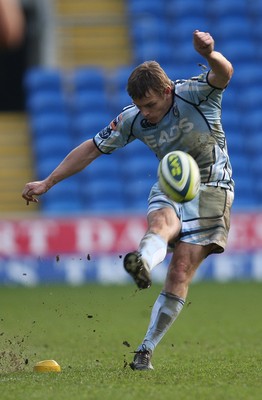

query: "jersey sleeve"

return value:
[175, 71, 223, 106]
[93, 106, 137, 154]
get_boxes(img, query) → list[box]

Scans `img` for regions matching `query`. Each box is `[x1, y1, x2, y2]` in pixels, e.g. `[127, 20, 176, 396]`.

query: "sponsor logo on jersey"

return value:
[143, 118, 194, 148]
[99, 126, 113, 139]
[110, 114, 122, 131]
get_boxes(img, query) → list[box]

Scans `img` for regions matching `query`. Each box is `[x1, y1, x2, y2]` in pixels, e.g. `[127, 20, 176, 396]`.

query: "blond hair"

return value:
[127, 61, 172, 100]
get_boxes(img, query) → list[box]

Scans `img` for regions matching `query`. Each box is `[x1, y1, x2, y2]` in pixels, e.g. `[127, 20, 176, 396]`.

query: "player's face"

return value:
[133, 88, 173, 124]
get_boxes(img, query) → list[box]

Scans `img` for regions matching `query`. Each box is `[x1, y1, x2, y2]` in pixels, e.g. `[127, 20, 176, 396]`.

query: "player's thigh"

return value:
[171, 241, 214, 270]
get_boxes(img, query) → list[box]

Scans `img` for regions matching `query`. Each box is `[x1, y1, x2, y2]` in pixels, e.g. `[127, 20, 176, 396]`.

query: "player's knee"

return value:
[148, 208, 180, 240]
[167, 260, 194, 285]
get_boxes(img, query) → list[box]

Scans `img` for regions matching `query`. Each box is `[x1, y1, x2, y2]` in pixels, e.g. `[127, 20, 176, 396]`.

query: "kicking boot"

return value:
[123, 252, 151, 289]
[130, 348, 154, 371]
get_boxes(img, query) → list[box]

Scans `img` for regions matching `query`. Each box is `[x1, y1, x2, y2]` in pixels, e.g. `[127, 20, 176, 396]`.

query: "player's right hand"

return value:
[193, 30, 214, 57]
[22, 180, 49, 205]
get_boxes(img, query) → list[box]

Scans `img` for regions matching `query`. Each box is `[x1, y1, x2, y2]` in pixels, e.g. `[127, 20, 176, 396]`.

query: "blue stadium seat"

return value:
[86, 197, 126, 213]
[169, 16, 210, 42]
[41, 199, 83, 214]
[42, 177, 80, 197]
[123, 177, 156, 209]
[231, 153, 254, 207]
[248, 0, 262, 17]
[245, 131, 262, 156]
[230, 154, 249, 182]
[109, 66, 134, 114]
[130, 16, 168, 44]
[242, 109, 262, 132]
[251, 22, 262, 45]
[72, 112, 112, 143]
[238, 86, 262, 112]
[126, 198, 148, 212]
[110, 91, 133, 114]
[226, 133, 245, 156]
[121, 155, 158, 181]
[26, 91, 68, 115]
[250, 155, 262, 177]
[134, 40, 173, 65]
[127, 0, 165, 17]
[72, 90, 109, 114]
[82, 179, 124, 211]
[206, 0, 247, 18]
[72, 67, 106, 93]
[80, 156, 120, 182]
[221, 86, 239, 109]
[211, 15, 252, 41]
[24, 68, 63, 93]
[219, 39, 256, 63]
[233, 63, 261, 88]
[30, 114, 71, 138]
[110, 65, 135, 93]
[165, 0, 206, 18]
[40, 178, 83, 214]
[169, 41, 202, 65]
[232, 176, 256, 209]
[33, 134, 73, 160]
[36, 157, 66, 180]
[222, 108, 241, 132]
[83, 178, 123, 198]
[253, 179, 262, 205]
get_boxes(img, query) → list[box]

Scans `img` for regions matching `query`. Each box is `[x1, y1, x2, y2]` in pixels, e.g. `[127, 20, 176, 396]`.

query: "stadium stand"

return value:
[54, 0, 131, 68]
[20, 0, 262, 214]
[0, 114, 36, 213]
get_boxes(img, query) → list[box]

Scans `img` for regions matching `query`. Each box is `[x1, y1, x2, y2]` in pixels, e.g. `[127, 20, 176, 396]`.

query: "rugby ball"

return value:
[158, 151, 200, 203]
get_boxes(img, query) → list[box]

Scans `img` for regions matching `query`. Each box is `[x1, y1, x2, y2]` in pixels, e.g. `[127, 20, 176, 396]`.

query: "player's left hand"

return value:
[193, 30, 214, 57]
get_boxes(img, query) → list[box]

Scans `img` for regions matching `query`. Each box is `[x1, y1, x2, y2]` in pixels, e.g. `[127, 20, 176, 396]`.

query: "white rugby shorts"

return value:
[147, 183, 234, 254]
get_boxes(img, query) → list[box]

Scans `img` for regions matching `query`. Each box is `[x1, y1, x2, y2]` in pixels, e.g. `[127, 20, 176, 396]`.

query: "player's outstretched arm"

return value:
[193, 30, 233, 89]
[22, 139, 101, 204]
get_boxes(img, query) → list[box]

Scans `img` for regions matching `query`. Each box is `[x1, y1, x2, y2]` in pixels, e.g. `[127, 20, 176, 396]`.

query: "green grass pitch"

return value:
[0, 282, 262, 400]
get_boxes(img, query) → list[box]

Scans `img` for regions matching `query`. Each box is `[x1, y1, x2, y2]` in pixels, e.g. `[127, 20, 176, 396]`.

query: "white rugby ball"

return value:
[158, 151, 200, 203]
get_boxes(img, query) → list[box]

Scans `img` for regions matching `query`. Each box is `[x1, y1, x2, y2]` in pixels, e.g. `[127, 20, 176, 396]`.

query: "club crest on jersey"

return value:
[173, 102, 180, 118]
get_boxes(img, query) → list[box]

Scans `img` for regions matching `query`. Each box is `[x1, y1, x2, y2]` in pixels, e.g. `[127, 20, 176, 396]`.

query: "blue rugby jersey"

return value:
[93, 71, 234, 191]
